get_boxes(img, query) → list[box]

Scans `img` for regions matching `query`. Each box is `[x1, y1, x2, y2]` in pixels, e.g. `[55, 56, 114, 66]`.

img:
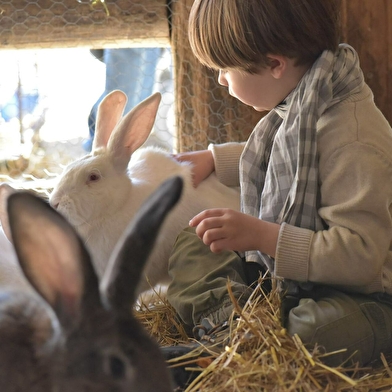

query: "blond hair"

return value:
[189, 0, 340, 72]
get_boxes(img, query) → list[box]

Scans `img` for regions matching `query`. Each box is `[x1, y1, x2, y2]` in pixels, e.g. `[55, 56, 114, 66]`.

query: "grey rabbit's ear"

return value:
[101, 176, 183, 312]
[7, 192, 101, 330]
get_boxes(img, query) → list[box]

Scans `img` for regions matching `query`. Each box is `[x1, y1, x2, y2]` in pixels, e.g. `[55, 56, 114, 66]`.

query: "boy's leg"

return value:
[286, 287, 392, 367]
[165, 227, 257, 389]
[167, 227, 253, 327]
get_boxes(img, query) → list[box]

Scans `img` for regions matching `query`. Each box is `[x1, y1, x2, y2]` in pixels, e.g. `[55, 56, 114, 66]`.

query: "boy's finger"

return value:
[189, 208, 225, 226]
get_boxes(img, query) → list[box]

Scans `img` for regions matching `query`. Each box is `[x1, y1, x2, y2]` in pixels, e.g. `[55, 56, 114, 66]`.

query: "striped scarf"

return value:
[240, 44, 365, 270]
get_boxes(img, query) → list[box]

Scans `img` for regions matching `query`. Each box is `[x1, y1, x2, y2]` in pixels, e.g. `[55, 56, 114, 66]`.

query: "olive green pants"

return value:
[167, 227, 392, 367]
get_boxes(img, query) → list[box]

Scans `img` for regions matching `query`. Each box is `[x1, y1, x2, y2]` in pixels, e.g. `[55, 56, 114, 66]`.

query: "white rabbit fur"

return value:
[50, 90, 240, 295]
[0, 176, 181, 391]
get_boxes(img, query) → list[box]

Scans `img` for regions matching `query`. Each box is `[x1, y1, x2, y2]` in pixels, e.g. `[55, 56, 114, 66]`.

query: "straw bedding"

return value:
[3, 147, 392, 391]
[136, 281, 392, 392]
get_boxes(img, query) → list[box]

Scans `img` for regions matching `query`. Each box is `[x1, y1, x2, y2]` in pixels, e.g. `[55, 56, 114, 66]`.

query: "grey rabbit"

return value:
[0, 176, 183, 391]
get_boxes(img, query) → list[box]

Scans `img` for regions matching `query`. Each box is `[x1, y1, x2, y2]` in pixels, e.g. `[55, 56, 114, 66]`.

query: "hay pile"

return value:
[136, 281, 392, 392]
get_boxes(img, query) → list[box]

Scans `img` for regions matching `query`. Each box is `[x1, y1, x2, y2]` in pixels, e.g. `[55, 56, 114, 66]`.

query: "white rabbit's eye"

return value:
[87, 171, 101, 183]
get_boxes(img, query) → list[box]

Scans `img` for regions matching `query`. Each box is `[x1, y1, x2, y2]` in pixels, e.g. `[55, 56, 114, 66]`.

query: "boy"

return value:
[164, 0, 392, 378]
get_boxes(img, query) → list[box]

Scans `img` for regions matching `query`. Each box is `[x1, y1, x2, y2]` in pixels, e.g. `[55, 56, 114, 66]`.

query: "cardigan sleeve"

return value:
[208, 142, 245, 187]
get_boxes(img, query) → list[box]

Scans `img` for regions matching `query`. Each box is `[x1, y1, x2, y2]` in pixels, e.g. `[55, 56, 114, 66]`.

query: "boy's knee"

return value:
[286, 298, 320, 345]
[286, 293, 364, 345]
[285, 297, 365, 365]
[285, 294, 392, 366]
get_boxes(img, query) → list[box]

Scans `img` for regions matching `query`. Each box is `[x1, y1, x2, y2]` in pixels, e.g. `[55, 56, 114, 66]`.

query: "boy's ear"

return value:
[267, 55, 287, 79]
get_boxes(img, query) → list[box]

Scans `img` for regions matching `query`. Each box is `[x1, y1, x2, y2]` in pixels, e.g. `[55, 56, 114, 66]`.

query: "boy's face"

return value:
[218, 58, 306, 111]
[218, 68, 284, 112]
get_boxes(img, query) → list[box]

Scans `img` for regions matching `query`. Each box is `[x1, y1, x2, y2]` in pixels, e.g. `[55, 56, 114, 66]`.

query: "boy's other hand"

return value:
[171, 150, 215, 187]
[189, 208, 280, 257]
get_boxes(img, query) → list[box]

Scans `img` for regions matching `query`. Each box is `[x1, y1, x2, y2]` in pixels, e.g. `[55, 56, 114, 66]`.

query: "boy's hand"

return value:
[189, 208, 280, 257]
[172, 150, 215, 187]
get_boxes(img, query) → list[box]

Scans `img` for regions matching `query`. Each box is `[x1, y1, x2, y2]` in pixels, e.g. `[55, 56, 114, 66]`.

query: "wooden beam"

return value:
[0, 0, 170, 49]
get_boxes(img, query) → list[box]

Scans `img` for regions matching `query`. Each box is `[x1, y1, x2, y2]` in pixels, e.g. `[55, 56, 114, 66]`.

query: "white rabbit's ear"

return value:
[0, 183, 18, 242]
[92, 90, 128, 150]
[101, 176, 183, 312]
[107, 92, 162, 170]
[7, 192, 101, 330]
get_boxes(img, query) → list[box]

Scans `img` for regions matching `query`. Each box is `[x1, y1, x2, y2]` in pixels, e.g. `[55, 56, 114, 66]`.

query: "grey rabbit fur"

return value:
[0, 176, 182, 391]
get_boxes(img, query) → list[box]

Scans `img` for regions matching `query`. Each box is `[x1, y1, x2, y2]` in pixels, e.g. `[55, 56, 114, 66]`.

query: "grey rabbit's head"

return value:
[1, 176, 183, 391]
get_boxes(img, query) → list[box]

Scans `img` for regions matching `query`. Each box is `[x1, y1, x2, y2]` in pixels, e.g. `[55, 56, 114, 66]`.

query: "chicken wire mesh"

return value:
[0, 0, 262, 188]
[0, 0, 176, 188]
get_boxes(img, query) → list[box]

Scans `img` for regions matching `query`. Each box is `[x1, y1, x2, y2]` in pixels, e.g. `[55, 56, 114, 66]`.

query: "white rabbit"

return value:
[0, 176, 182, 391]
[50, 90, 240, 295]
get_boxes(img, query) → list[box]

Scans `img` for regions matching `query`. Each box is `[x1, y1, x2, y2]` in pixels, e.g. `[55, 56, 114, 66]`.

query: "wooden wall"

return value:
[341, 0, 392, 126]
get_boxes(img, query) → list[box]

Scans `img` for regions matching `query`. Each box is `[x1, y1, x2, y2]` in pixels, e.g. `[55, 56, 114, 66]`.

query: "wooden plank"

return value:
[343, 0, 391, 125]
[0, 0, 170, 49]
